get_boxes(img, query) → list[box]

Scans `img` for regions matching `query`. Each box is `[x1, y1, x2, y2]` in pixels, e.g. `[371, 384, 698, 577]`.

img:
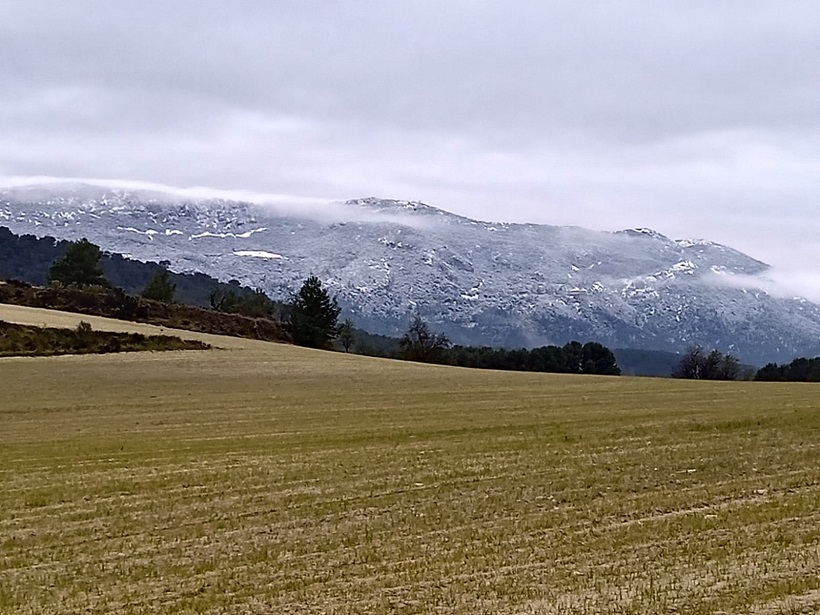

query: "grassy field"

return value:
[1, 306, 820, 614]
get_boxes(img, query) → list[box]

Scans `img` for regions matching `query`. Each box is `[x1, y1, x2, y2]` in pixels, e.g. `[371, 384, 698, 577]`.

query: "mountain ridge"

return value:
[2, 181, 818, 364]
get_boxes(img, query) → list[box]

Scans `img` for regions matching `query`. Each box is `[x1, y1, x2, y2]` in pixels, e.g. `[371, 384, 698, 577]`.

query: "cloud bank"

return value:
[1, 1, 819, 292]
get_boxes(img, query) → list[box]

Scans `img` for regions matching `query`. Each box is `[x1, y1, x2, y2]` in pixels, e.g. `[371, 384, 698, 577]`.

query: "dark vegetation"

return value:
[672, 346, 742, 380]
[755, 356, 820, 382]
[0, 320, 209, 357]
[0, 227, 290, 342]
[48, 238, 109, 288]
[0, 280, 290, 343]
[355, 315, 622, 375]
[338, 319, 355, 353]
[337, 327, 402, 357]
[288, 275, 341, 349]
[142, 269, 176, 303]
[444, 340, 621, 375]
[399, 316, 451, 363]
[612, 348, 683, 377]
[209, 287, 283, 319]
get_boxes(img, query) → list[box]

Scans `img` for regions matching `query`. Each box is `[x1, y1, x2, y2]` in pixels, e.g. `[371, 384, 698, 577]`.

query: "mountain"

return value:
[2, 181, 819, 364]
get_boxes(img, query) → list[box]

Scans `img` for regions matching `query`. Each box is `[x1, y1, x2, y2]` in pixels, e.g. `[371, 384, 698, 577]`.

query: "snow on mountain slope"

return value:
[2, 182, 819, 364]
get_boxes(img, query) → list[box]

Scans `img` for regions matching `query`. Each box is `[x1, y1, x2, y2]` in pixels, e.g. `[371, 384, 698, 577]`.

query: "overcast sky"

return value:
[2, 2, 819, 294]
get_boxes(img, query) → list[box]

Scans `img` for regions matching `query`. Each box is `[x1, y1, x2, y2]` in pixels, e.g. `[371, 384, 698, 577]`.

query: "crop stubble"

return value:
[1, 322, 819, 613]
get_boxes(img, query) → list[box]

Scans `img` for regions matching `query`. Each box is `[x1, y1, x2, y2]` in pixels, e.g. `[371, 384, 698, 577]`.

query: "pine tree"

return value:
[141, 270, 176, 303]
[47, 238, 109, 288]
[289, 276, 341, 349]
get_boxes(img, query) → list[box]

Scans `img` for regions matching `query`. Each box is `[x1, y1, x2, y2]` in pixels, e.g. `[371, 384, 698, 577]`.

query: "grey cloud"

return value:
[5, 1, 819, 141]
[1, 0, 819, 289]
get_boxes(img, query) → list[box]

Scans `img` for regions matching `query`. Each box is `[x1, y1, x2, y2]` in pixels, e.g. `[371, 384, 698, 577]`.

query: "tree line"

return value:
[670, 345, 820, 382]
[396, 316, 620, 374]
[755, 357, 820, 382]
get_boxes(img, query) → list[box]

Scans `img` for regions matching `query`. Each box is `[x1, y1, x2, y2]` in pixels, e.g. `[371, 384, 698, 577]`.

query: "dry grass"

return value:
[1, 305, 820, 614]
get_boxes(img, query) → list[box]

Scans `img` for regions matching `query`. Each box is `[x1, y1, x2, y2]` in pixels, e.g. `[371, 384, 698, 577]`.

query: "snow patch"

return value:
[189, 228, 267, 240]
[117, 226, 158, 240]
[617, 228, 668, 241]
[669, 260, 697, 274]
[233, 250, 287, 260]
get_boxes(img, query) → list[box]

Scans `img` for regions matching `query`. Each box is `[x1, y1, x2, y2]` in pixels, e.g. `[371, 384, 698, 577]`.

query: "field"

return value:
[1, 306, 820, 614]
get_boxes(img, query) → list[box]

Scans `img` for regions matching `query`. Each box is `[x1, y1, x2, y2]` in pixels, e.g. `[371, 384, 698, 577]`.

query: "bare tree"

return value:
[673, 346, 740, 380]
[338, 319, 355, 353]
[399, 316, 450, 363]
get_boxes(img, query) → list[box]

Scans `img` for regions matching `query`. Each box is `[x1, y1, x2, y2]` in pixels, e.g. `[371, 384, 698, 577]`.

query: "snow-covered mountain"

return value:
[2, 181, 819, 364]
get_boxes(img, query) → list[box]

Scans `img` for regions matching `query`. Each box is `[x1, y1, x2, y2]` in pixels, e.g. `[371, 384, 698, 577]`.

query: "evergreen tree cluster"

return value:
[442, 340, 621, 375]
[0, 227, 65, 285]
[755, 356, 820, 382]
[392, 316, 620, 375]
[611, 348, 682, 377]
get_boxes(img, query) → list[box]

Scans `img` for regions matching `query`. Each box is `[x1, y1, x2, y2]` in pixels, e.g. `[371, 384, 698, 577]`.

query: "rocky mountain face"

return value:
[2, 182, 819, 364]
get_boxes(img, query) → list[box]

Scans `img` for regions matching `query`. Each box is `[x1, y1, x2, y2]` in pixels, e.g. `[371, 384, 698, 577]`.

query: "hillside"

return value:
[4, 182, 819, 363]
[0, 281, 290, 344]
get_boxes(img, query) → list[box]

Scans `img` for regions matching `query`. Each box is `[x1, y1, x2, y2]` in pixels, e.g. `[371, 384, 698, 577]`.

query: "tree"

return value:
[399, 316, 450, 363]
[713, 351, 741, 380]
[561, 341, 584, 373]
[673, 346, 707, 379]
[209, 287, 233, 311]
[673, 346, 740, 380]
[754, 362, 784, 382]
[580, 342, 621, 375]
[289, 276, 341, 349]
[141, 270, 176, 303]
[47, 238, 109, 288]
[338, 319, 355, 352]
